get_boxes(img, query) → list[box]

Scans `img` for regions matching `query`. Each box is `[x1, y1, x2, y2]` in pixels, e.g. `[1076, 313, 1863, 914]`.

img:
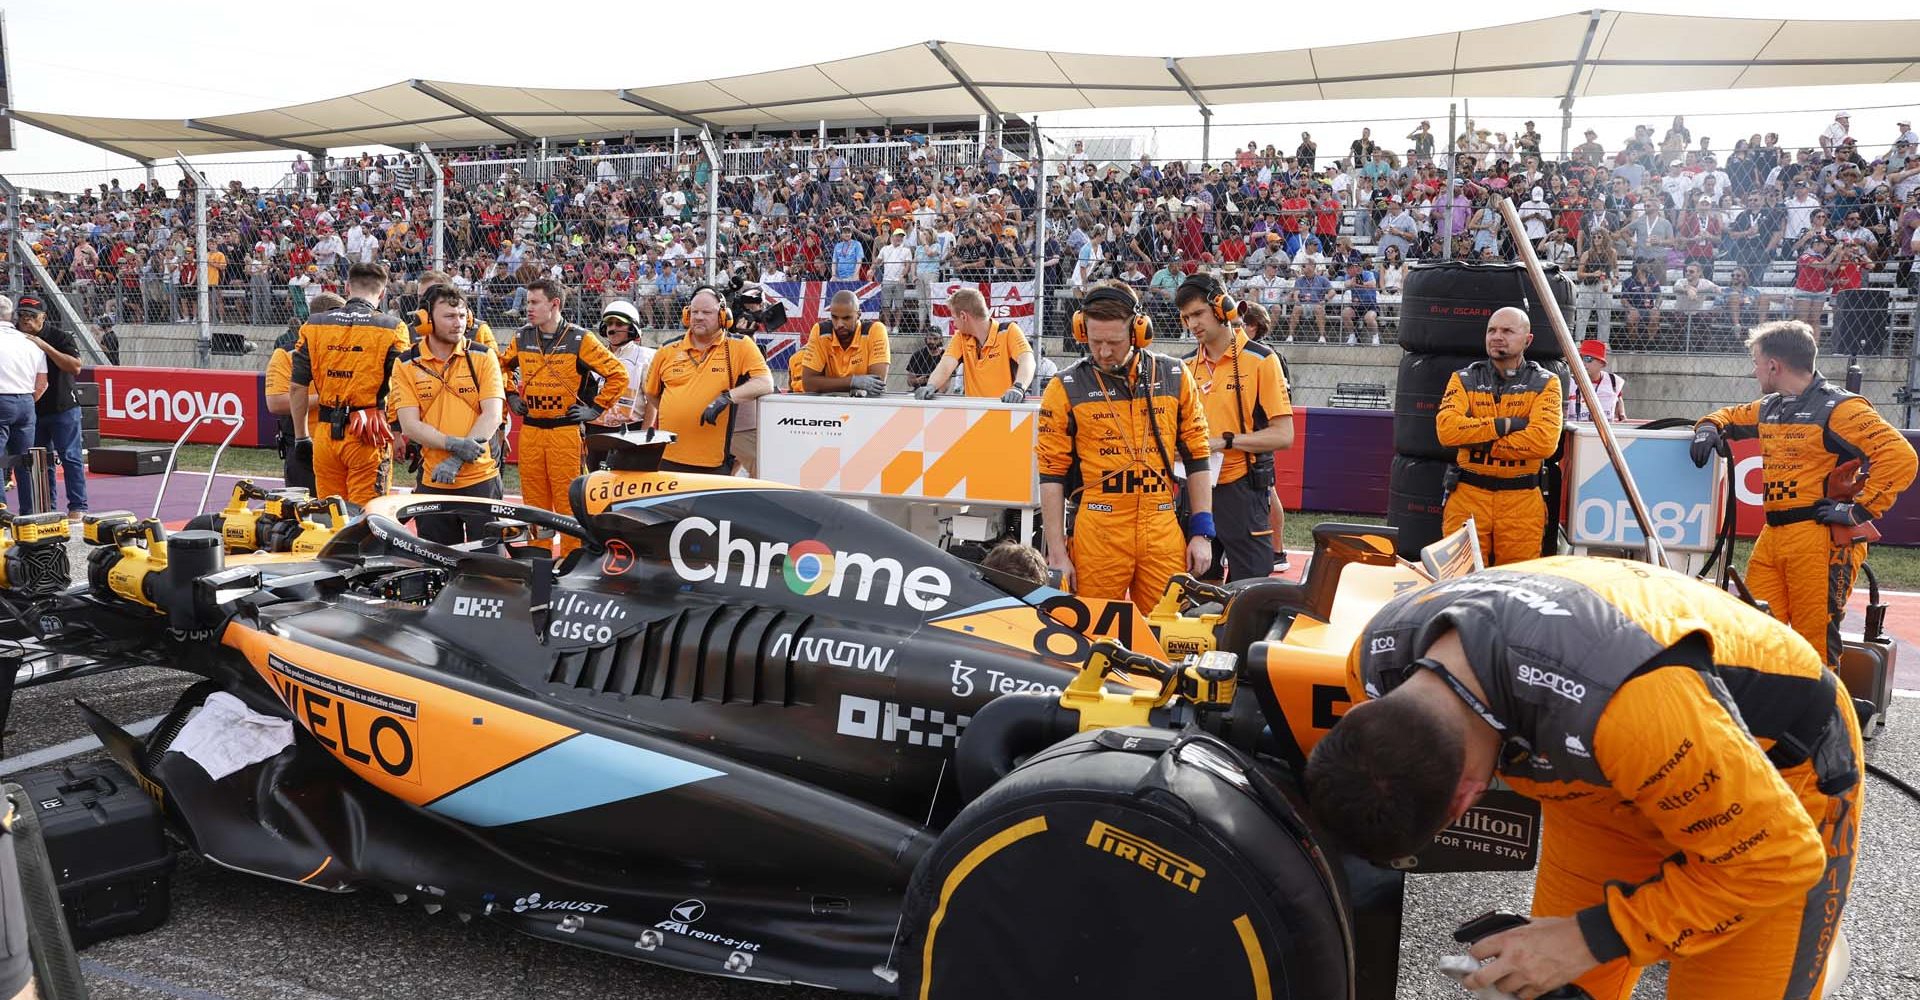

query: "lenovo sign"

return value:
[87, 367, 273, 447]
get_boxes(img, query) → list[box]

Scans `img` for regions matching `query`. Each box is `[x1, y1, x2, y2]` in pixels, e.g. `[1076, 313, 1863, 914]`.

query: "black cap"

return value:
[16, 296, 44, 316]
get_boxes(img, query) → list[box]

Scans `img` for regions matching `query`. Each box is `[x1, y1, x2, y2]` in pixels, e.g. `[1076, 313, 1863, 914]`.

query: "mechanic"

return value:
[290, 263, 409, 506]
[795, 290, 890, 396]
[1435, 306, 1563, 565]
[584, 300, 655, 472]
[406, 270, 499, 350]
[1691, 320, 1916, 666]
[17, 297, 87, 518]
[1306, 557, 1863, 1000]
[1177, 275, 1292, 581]
[1038, 280, 1214, 610]
[500, 279, 629, 554]
[913, 288, 1035, 403]
[265, 293, 341, 493]
[1566, 339, 1625, 422]
[641, 285, 774, 475]
[389, 284, 505, 545]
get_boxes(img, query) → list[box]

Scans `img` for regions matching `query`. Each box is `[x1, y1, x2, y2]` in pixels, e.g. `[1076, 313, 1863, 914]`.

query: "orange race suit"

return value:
[793, 319, 889, 392]
[1353, 557, 1863, 1000]
[288, 297, 409, 505]
[1038, 350, 1211, 612]
[1435, 359, 1564, 565]
[264, 329, 315, 492]
[500, 321, 628, 553]
[1698, 376, 1916, 665]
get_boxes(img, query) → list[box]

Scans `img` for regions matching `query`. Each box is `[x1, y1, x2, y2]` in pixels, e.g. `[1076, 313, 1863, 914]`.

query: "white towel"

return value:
[167, 691, 296, 780]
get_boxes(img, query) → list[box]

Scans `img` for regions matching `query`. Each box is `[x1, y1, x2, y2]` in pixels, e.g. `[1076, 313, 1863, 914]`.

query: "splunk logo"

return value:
[668, 516, 953, 611]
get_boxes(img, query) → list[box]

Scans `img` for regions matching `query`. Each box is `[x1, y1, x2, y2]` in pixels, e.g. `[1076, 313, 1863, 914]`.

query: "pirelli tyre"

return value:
[899, 727, 1352, 1000]
[1397, 261, 1572, 361]
[1388, 454, 1450, 559]
[1392, 352, 1481, 460]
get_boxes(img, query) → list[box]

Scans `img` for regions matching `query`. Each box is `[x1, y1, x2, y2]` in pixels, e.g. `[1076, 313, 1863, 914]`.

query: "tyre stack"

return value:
[1389, 261, 1572, 560]
[78, 381, 100, 452]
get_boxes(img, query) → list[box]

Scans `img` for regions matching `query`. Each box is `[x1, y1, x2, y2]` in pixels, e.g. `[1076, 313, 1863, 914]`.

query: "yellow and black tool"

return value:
[87, 518, 172, 613]
[1147, 574, 1230, 660]
[196, 481, 319, 555]
[287, 496, 347, 554]
[1058, 640, 1241, 732]
[0, 509, 71, 597]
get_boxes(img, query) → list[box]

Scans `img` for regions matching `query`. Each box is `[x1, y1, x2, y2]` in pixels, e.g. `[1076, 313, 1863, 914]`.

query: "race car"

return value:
[0, 430, 1529, 998]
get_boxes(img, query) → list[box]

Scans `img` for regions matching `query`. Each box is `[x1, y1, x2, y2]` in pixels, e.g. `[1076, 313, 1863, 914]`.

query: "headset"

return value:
[1180, 273, 1240, 326]
[1071, 282, 1152, 348]
[681, 285, 733, 331]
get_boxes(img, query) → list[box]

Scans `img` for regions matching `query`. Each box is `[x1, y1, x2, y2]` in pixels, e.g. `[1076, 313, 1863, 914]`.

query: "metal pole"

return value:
[1495, 196, 1668, 568]
[978, 114, 988, 165]
[417, 144, 445, 274]
[1032, 120, 1048, 344]
[174, 154, 210, 362]
[1443, 103, 1457, 260]
[1200, 109, 1211, 166]
[699, 127, 720, 285]
[0, 173, 18, 298]
[1560, 107, 1573, 163]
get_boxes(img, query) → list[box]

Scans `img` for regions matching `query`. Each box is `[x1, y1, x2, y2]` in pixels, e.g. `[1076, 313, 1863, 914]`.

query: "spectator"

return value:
[1287, 259, 1332, 343]
[1339, 259, 1380, 345]
[875, 229, 914, 328]
[1793, 236, 1841, 326]
[1619, 260, 1662, 349]
[1673, 261, 1722, 345]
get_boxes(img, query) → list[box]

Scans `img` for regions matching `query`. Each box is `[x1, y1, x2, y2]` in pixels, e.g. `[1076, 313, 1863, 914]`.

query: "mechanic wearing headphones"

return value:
[500, 278, 629, 553]
[290, 263, 409, 506]
[389, 284, 505, 544]
[1177, 275, 1292, 581]
[1691, 320, 1916, 667]
[913, 287, 1035, 402]
[1306, 558, 1862, 1000]
[1435, 306, 1563, 565]
[266, 293, 343, 492]
[584, 300, 654, 472]
[1038, 280, 1213, 610]
[642, 285, 774, 474]
[795, 290, 890, 396]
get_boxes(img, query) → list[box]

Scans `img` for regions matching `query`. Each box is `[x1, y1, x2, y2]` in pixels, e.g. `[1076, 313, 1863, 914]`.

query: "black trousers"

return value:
[410, 475, 504, 545]
[1209, 475, 1275, 582]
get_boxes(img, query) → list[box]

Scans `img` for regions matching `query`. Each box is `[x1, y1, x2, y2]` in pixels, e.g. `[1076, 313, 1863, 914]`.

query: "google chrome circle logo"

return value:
[782, 540, 836, 596]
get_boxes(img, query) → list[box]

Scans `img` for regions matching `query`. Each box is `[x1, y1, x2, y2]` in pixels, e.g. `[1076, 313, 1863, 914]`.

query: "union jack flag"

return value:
[758, 281, 884, 377]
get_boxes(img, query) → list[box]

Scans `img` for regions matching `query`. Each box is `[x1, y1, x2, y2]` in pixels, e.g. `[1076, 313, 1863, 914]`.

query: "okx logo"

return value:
[669, 516, 952, 611]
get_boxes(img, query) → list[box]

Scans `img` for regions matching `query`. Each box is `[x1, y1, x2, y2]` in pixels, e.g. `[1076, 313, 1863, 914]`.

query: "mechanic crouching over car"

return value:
[1305, 558, 1862, 1000]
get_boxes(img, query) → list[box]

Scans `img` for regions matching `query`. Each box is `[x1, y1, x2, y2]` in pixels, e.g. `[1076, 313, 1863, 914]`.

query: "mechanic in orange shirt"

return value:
[289, 264, 409, 506]
[794, 290, 890, 396]
[265, 292, 342, 492]
[389, 284, 505, 544]
[1691, 320, 1917, 665]
[1308, 558, 1862, 1000]
[1038, 280, 1214, 610]
[913, 287, 1036, 402]
[642, 285, 774, 474]
[1435, 306, 1564, 564]
[500, 278, 628, 552]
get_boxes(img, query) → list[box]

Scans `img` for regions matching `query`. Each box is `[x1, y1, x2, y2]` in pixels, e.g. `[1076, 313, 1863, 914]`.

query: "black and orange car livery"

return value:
[500, 321, 629, 546]
[1352, 557, 1862, 1000]
[1697, 376, 1916, 665]
[289, 297, 411, 505]
[793, 319, 889, 392]
[1038, 351, 1211, 612]
[644, 331, 771, 471]
[1435, 360, 1563, 565]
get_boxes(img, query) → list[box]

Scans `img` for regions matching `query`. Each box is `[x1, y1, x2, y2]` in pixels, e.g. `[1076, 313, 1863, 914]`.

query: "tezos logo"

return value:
[669, 516, 953, 611]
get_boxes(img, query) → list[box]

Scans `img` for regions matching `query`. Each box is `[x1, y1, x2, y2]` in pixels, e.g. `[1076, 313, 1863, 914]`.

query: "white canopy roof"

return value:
[11, 10, 1920, 163]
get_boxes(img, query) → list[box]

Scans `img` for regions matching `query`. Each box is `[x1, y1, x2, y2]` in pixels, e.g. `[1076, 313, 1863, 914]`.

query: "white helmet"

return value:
[600, 300, 642, 333]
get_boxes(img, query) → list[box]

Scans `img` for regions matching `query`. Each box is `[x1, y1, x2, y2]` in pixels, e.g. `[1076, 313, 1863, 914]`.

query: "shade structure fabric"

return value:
[10, 11, 1920, 162]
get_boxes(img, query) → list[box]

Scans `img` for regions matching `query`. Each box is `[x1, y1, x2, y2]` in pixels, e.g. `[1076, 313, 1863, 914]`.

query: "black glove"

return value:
[566, 402, 604, 423]
[913, 385, 938, 401]
[506, 394, 528, 416]
[444, 435, 485, 463]
[848, 374, 885, 396]
[428, 455, 463, 486]
[293, 438, 312, 465]
[1813, 498, 1873, 526]
[1689, 422, 1724, 468]
[1494, 416, 1529, 437]
[700, 391, 733, 426]
[1000, 386, 1028, 404]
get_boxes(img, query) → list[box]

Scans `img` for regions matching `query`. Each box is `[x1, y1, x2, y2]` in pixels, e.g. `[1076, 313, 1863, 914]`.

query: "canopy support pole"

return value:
[174, 154, 211, 365]
[417, 144, 445, 274]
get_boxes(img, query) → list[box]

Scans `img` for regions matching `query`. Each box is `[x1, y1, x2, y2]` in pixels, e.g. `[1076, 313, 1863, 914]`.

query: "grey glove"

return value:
[567, 402, 604, 423]
[913, 385, 939, 401]
[443, 435, 485, 463]
[849, 374, 885, 396]
[1494, 416, 1530, 438]
[506, 394, 528, 416]
[1000, 385, 1028, 404]
[428, 455, 464, 485]
[700, 391, 733, 426]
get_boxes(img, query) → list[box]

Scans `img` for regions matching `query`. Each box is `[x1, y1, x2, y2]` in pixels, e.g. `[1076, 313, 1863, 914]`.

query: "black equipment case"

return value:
[20, 760, 174, 946]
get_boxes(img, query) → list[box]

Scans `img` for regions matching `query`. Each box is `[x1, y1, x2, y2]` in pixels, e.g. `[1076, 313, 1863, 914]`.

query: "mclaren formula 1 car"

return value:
[0, 431, 1534, 999]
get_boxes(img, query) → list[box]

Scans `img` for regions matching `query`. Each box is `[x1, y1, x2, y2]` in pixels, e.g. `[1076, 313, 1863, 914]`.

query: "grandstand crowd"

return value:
[9, 111, 1920, 354]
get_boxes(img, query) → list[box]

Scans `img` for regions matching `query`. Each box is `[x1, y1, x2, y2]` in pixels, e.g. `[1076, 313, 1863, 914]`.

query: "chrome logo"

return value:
[782, 540, 835, 596]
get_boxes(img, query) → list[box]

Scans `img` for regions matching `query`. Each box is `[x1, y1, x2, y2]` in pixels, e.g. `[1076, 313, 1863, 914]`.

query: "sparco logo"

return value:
[1516, 664, 1586, 702]
[775, 416, 847, 428]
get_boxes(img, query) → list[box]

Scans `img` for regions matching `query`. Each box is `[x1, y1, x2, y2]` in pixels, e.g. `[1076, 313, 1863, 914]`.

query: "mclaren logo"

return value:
[1085, 820, 1205, 894]
[669, 516, 953, 611]
[775, 415, 849, 428]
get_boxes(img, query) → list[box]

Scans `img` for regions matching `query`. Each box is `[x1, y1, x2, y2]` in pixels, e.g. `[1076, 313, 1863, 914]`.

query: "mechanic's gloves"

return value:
[1813, 498, 1874, 526]
[566, 402, 604, 424]
[443, 436, 485, 463]
[1690, 422, 1725, 467]
[292, 438, 312, 464]
[700, 391, 733, 426]
[1000, 385, 1029, 404]
[913, 385, 939, 401]
[506, 393, 529, 416]
[848, 374, 885, 396]
[428, 455, 464, 486]
[1494, 416, 1529, 438]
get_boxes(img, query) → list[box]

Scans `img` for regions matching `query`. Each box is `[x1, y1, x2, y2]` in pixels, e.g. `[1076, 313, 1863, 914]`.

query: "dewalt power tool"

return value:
[0, 509, 71, 598]
[84, 516, 225, 624]
[193, 482, 331, 554]
[1147, 574, 1231, 660]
